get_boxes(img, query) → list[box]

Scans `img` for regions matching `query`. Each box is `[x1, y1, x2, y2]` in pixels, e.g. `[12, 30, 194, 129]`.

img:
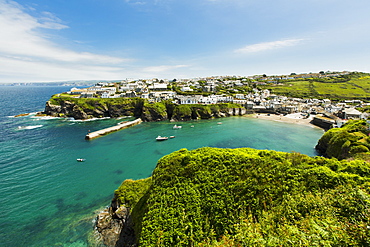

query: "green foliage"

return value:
[143, 102, 167, 118]
[119, 147, 370, 246]
[172, 105, 192, 120]
[170, 103, 241, 120]
[114, 178, 152, 208]
[48, 96, 241, 121]
[316, 120, 370, 160]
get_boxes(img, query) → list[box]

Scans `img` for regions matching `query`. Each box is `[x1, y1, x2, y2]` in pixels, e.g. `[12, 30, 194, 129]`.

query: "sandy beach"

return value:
[247, 113, 321, 129]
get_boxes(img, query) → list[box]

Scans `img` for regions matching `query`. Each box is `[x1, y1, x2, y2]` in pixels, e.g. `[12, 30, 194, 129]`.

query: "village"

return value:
[66, 71, 368, 129]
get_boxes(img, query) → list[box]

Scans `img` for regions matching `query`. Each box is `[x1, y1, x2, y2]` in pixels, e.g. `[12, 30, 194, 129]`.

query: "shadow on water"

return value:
[74, 191, 88, 201]
[114, 169, 123, 174]
[154, 149, 164, 156]
[134, 140, 153, 146]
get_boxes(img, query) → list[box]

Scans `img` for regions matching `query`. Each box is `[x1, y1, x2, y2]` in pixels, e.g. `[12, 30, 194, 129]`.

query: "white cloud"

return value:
[235, 39, 304, 54]
[38, 11, 69, 30]
[0, 0, 130, 82]
[125, 0, 147, 5]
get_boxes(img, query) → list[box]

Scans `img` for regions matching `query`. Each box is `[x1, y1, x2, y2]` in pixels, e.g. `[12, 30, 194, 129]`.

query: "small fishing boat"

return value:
[156, 136, 168, 141]
[76, 158, 86, 162]
[173, 124, 182, 129]
[170, 136, 175, 138]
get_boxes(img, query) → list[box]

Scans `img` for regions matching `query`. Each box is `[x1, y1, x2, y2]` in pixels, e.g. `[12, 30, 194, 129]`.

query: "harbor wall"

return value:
[85, 118, 142, 140]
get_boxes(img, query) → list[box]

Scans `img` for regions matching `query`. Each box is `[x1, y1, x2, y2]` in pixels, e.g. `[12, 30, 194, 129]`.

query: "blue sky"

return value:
[0, 0, 369, 82]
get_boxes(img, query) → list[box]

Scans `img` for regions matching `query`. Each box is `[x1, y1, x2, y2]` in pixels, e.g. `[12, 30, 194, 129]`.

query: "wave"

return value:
[17, 125, 43, 130]
[30, 116, 63, 120]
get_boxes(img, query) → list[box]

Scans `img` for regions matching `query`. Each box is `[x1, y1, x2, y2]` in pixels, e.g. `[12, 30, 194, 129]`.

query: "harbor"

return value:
[85, 118, 142, 140]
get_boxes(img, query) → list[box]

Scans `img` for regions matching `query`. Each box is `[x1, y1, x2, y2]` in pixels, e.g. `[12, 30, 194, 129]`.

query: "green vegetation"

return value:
[261, 72, 370, 100]
[316, 120, 370, 160]
[48, 95, 242, 120]
[115, 147, 370, 246]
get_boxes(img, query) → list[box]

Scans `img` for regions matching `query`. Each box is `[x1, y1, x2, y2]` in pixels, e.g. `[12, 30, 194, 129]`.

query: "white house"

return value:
[101, 92, 110, 98]
[343, 108, 363, 119]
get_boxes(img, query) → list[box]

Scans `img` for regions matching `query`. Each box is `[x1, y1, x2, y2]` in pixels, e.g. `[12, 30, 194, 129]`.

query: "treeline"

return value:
[115, 147, 370, 246]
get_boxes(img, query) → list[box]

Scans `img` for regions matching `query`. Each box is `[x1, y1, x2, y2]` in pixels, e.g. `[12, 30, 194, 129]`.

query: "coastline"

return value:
[246, 113, 323, 129]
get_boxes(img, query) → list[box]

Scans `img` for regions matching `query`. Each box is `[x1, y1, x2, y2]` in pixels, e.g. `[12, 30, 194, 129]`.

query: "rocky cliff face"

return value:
[43, 100, 135, 119]
[95, 198, 136, 247]
[43, 98, 247, 121]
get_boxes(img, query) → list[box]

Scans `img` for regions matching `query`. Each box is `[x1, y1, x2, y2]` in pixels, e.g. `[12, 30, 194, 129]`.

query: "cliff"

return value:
[42, 96, 245, 121]
[95, 178, 151, 247]
[96, 147, 370, 246]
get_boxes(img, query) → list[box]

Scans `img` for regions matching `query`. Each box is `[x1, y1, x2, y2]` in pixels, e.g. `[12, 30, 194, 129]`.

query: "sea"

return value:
[0, 86, 324, 247]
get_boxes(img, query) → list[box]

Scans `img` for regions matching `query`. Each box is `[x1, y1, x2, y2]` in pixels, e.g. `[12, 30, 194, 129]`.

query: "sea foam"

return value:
[17, 125, 43, 130]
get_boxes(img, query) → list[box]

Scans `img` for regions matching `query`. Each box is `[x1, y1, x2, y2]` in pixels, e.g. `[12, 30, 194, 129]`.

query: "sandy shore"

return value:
[246, 113, 321, 129]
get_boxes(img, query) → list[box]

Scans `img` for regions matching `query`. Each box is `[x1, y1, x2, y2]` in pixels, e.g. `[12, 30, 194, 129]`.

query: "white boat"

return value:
[173, 124, 182, 129]
[76, 158, 86, 162]
[156, 136, 168, 141]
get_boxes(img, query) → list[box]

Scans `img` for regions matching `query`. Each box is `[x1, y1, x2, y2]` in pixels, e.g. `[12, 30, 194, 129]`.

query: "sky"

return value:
[0, 0, 370, 83]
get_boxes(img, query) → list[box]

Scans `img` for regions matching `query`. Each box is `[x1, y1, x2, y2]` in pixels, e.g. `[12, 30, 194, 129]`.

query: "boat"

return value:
[170, 136, 175, 138]
[76, 158, 86, 162]
[156, 136, 168, 141]
[173, 124, 182, 129]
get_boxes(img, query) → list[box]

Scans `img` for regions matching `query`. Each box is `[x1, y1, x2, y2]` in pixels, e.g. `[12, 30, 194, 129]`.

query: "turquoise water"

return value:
[0, 86, 324, 246]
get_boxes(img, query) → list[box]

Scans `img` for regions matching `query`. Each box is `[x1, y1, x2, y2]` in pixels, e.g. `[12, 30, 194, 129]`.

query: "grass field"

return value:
[262, 72, 370, 100]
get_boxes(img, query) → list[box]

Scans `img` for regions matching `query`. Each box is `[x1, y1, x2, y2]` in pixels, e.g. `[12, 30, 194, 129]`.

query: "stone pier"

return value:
[85, 118, 142, 140]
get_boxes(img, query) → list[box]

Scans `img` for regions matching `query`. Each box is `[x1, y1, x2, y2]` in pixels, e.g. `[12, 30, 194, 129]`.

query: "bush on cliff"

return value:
[114, 147, 370, 246]
[316, 120, 370, 160]
[141, 102, 168, 121]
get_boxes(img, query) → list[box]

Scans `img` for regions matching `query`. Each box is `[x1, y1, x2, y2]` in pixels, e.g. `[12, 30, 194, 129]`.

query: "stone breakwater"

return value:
[85, 118, 142, 140]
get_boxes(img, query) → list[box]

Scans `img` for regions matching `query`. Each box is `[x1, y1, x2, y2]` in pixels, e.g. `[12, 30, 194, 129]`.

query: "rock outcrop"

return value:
[95, 199, 136, 247]
[42, 100, 136, 119]
[42, 97, 248, 121]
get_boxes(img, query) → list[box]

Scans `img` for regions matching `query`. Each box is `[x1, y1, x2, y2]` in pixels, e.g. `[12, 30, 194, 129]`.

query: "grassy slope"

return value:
[262, 73, 370, 100]
[115, 147, 370, 246]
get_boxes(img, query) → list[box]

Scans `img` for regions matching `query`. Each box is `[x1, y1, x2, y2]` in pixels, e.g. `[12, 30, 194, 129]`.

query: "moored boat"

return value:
[173, 124, 182, 129]
[156, 136, 168, 141]
[76, 158, 86, 162]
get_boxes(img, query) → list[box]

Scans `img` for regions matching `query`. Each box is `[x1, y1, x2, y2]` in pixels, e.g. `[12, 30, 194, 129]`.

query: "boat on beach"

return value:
[156, 136, 168, 141]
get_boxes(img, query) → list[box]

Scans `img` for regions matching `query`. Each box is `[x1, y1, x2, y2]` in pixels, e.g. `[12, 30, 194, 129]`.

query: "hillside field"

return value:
[262, 73, 370, 100]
